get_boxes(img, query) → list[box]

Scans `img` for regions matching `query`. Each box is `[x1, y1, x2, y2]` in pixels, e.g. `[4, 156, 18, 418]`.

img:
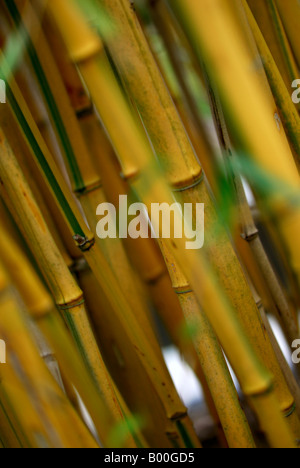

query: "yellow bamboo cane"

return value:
[171, 0, 300, 295]
[4, 71, 182, 445]
[204, 52, 299, 345]
[58, 0, 256, 447]
[74, 118, 228, 446]
[0, 361, 52, 448]
[148, 0, 218, 192]
[158, 241, 255, 448]
[242, 0, 300, 167]
[14, 1, 165, 365]
[0, 222, 150, 447]
[0, 63, 199, 448]
[82, 0, 300, 439]
[0, 401, 23, 448]
[247, 0, 299, 93]
[0, 119, 138, 448]
[46, 0, 298, 448]
[274, 0, 300, 70]
[0, 260, 99, 448]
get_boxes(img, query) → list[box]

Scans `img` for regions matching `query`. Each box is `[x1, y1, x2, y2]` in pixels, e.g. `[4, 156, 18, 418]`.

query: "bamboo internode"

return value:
[0, 0, 299, 449]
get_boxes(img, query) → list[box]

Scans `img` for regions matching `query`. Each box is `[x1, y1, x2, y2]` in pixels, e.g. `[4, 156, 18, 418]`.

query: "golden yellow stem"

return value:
[33, 0, 297, 447]
[0, 262, 99, 448]
[0, 121, 136, 447]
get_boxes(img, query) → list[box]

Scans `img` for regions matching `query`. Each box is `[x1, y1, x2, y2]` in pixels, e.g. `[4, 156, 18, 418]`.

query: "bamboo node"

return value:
[57, 298, 86, 311]
[175, 288, 193, 295]
[172, 172, 204, 193]
[283, 403, 296, 419]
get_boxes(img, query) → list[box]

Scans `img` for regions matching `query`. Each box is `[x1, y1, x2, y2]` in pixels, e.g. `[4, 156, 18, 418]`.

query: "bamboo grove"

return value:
[0, 0, 299, 449]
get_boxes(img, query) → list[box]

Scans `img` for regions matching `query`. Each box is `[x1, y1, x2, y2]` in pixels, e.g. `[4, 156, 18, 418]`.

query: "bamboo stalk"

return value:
[0, 361, 52, 448]
[205, 61, 299, 345]
[0, 57, 199, 448]
[74, 119, 229, 445]
[274, 0, 300, 70]
[246, 0, 299, 93]
[0, 401, 23, 448]
[0, 259, 99, 448]
[72, 0, 256, 448]
[170, 0, 300, 297]
[148, 0, 218, 192]
[86, 0, 300, 439]
[15, 0, 161, 344]
[0, 224, 151, 447]
[158, 241, 255, 448]
[45, 0, 298, 447]
[0, 118, 138, 448]
[242, 0, 300, 167]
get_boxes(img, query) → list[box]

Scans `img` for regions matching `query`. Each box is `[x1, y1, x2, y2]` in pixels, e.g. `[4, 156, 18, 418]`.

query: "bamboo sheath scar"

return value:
[0, 63, 198, 447]
[47, 0, 297, 448]
[89, 0, 299, 440]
